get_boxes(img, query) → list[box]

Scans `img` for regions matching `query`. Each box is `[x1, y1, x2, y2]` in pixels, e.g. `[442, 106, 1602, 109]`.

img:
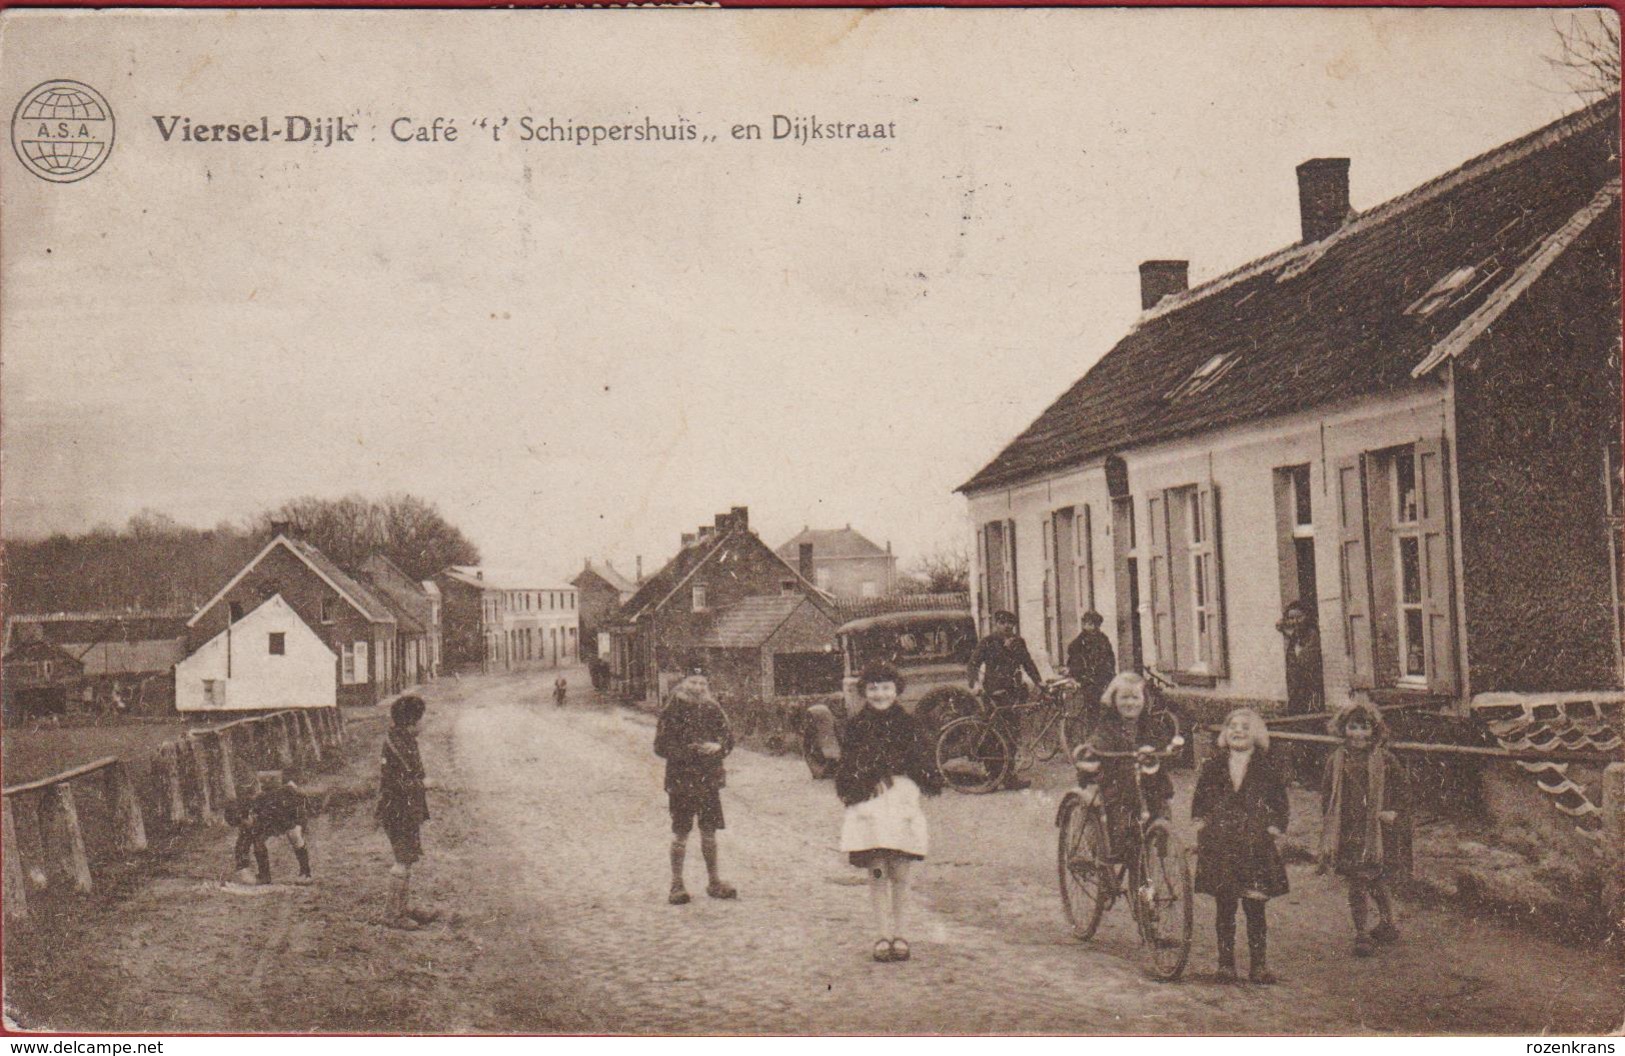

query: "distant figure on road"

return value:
[654, 671, 738, 905]
[1064, 610, 1116, 728]
[378, 695, 437, 930]
[1192, 707, 1288, 985]
[1321, 701, 1411, 958]
[965, 609, 1043, 791]
[835, 661, 944, 963]
[553, 676, 568, 708]
[229, 770, 311, 886]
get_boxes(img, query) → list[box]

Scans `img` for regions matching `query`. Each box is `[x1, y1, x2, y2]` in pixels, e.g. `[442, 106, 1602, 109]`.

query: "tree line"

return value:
[2, 494, 480, 617]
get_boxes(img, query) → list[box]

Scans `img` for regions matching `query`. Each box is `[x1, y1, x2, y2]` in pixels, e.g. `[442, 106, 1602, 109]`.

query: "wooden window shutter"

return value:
[356, 640, 370, 684]
[1041, 512, 1056, 658]
[1004, 518, 1019, 630]
[1417, 436, 1459, 696]
[1111, 499, 1136, 672]
[1273, 469, 1299, 610]
[1167, 488, 1196, 671]
[1336, 457, 1376, 689]
[1147, 493, 1177, 671]
[1203, 484, 1229, 678]
[976, 523, 990, 635]
[1076, 504, 1094, 617]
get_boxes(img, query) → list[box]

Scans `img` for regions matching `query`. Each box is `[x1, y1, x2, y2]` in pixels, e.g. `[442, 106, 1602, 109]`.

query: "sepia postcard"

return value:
[2, 6, 1622, 1039]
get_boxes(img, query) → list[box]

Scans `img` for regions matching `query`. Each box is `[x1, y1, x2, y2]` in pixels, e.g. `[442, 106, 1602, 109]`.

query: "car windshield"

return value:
[850, 622, 974, 669]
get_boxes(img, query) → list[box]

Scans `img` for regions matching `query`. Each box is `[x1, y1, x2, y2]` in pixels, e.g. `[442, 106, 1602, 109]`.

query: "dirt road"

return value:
[6, 672, 1620, 1034]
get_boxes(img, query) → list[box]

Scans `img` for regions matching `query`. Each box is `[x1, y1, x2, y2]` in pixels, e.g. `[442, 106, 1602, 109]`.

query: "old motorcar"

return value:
[799, 608, 979, 779]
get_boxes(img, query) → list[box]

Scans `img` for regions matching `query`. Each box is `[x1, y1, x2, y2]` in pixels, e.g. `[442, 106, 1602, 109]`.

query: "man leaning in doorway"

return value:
[966, 609, 1043, 792]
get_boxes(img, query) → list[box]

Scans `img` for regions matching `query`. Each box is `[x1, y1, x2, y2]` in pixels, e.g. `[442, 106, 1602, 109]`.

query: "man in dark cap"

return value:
[966, 610, 1043, 791]
[1066, 611, 1117, 731]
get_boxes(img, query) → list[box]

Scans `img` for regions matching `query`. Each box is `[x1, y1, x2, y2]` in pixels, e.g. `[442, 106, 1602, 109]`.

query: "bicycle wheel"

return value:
[1135, 828, 1193, 981]
[1056, 798, 1110, 940]
[1028, 709, 1062, 763]
[934, 716, 1010, 794]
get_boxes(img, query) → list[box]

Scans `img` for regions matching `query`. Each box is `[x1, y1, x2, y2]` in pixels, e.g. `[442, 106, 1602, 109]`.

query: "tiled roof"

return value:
[6, 613, 189, 648]
[283, 538, 397, 623]
[618, 534, 735, 622]
[775, 527, 890, 561]
[351, 570, 428, 635]
[575, 561, 637, 595]
[1472, 692, 1624, 826]
[693, 595, 825, 649]
[833, 592, 972, 622]
[961, 97, 1620, 494]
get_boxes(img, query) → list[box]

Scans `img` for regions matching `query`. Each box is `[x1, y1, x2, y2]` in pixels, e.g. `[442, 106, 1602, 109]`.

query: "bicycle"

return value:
[1055, 710, 1192, 981]
[933, 677, 1083, 794]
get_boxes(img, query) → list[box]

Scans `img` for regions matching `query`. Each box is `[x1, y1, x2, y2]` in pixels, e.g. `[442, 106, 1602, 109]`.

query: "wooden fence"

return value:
[2, 708, 345, 923]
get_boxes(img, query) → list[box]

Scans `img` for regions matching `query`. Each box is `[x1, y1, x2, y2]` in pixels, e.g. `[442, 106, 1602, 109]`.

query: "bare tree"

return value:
[1548, 11, 1621, 102]
[905, 544, 970, 594]
[258, 493, 480, 580]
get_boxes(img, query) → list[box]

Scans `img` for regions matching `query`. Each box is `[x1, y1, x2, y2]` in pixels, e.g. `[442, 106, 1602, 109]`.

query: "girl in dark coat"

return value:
[835, 662, 944, 963]
[1321, 701, 1412, 956]
[1192, 707, 1288, 984]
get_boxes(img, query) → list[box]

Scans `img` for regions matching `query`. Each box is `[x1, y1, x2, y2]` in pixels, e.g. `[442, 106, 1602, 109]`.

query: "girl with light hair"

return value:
[1191, 706, 1289, 983]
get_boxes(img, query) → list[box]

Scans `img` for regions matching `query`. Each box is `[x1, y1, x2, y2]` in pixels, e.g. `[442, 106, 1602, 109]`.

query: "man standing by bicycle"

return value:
[966, 609, 1043, 791]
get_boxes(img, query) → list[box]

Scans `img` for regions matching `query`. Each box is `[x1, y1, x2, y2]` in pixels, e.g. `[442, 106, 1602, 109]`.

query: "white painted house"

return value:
[961, 99, 1622, 724]
[175, 594, 337, 713]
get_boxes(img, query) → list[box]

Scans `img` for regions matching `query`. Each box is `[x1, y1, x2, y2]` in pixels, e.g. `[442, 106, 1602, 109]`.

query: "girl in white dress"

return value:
[835, 662, 944, 962]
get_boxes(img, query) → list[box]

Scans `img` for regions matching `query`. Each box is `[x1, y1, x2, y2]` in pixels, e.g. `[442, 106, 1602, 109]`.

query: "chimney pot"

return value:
[798, 543, 815, 582]
[1138, 260, 1190, 311]
[1296, 158, 1351, 243]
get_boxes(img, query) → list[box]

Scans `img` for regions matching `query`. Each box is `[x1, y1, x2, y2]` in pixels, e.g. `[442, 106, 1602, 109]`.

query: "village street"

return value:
[7, 671, 1621, 1035]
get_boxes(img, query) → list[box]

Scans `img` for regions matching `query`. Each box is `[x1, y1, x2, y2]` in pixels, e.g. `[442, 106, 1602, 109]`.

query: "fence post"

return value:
[334, 706, 346, 745]
[185, 736, 221, 826]
[156, 742, 189, 825]
[274, 712, 294, 768]
[37, 783, 93, 893]
[297, 711, 323, 766]
[211, 730, 240, 806]
[3, 797, 28, 921]
[103, 762, 148, 853]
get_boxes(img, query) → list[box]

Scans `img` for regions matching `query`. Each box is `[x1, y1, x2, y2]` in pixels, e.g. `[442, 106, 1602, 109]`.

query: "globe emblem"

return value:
[12, 80, 115, 183]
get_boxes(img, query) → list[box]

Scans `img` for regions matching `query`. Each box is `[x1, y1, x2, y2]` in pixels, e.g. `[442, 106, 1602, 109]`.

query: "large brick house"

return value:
[960, 97, 1622, 725]
[573, 559, 637, 671]
[186, 530, 403, 707]
[774, 526, 898, 600]
[605, 507, 839, 706]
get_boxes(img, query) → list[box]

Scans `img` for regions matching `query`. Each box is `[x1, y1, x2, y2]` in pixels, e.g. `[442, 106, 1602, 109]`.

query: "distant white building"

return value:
[175, 594, 336, 713]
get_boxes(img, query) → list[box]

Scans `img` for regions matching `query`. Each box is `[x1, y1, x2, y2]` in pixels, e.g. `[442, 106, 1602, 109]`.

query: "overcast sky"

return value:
[1, 8, 1604, 582]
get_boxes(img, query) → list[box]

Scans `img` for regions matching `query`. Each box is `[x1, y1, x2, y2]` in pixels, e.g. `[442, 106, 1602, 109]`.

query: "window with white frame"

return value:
[341, 644, 356, 684]
[1147, 485, 1227, 679]
[355, 640, 370, 684]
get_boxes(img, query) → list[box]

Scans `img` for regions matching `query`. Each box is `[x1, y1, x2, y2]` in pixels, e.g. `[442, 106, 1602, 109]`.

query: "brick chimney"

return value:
[681, 532, 696, 548]
[714, 513, 730, 533]
[1138, 260, 1189, 310]
[269, 519, 293, 538]
[730, 506, 749, 532]
[798, 543, 815, 582]
[697, 525, 714, 543]
[1296, 158, 1351, 243]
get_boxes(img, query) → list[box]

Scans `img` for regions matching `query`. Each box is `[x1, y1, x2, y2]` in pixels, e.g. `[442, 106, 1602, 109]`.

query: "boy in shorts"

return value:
[377, 695, 436, 929]
[654, 671, 738, 905]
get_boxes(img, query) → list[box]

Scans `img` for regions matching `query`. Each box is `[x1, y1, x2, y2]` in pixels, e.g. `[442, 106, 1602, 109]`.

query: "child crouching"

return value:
[1191, 707, 1288, 983]
[229, 769, 311, 885]
[1321, 701, 1411, 956]
[835, 662, 944, 963]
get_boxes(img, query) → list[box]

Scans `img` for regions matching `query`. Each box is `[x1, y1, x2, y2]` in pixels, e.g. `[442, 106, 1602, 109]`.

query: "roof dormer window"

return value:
[1164, 352, 1237, 402]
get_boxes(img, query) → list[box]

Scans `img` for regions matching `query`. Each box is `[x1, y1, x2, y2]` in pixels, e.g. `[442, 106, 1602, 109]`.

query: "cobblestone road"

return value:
[7, 672, 1620, 1034]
